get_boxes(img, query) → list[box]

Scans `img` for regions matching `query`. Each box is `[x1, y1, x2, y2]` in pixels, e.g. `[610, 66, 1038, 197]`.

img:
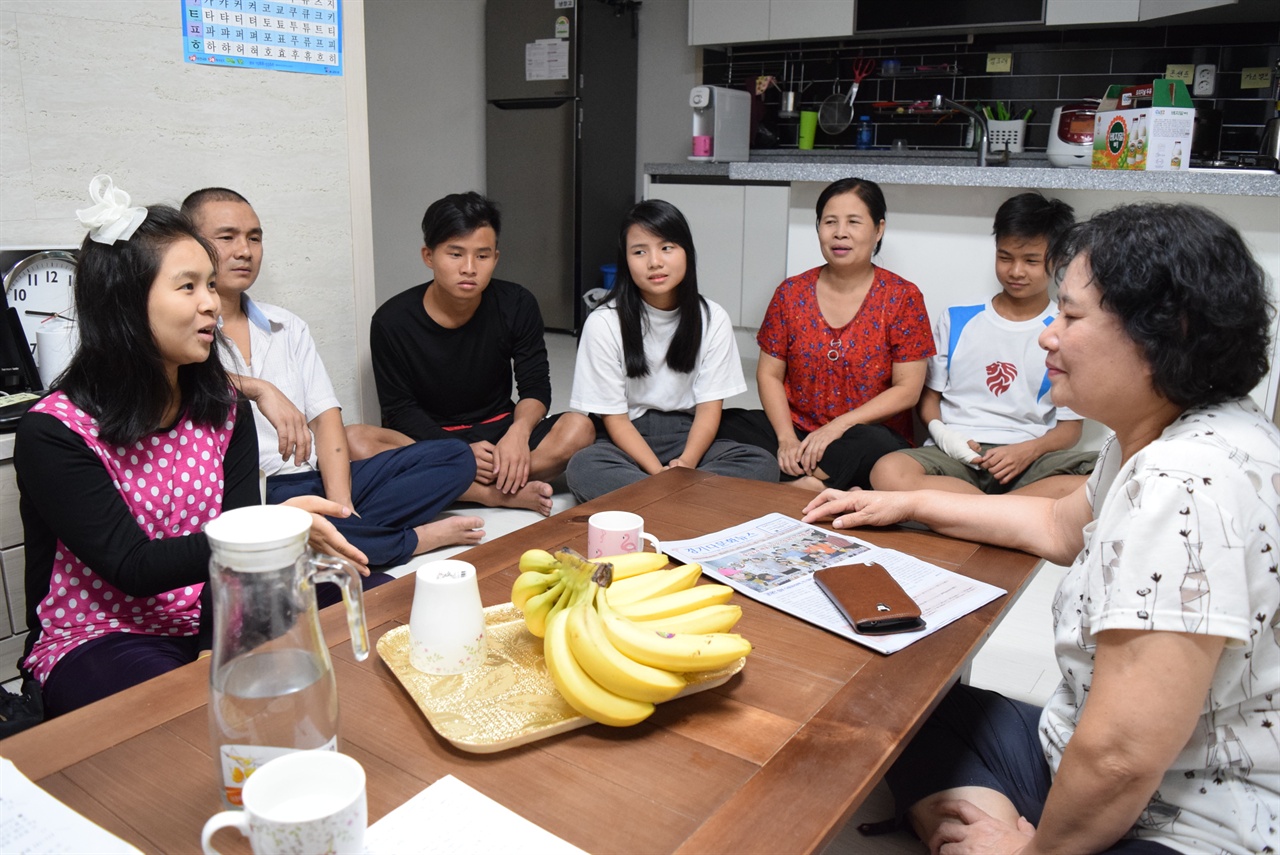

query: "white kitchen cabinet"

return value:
[1139, 0, 1235, 20]
[0, 435, 25, 681]
[0, 556, 11, 640]
[740, 185, 791, 327]
[643, 182, 789, 328]
[1045, 0, 1140, 24]
[0, 450, 20, 551]
[689, 0, 769, 46]
[693, 0, 1237, 39]
[647, 184, 746, 321]
[689, 0, 852, 45]
[1045, 0, 1233, 25]
[768, 0, 854, 41]
[1, 546, 22, 639]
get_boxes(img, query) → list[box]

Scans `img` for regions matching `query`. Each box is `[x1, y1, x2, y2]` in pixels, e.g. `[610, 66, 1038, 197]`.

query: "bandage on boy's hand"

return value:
[928, 419, 982, 466]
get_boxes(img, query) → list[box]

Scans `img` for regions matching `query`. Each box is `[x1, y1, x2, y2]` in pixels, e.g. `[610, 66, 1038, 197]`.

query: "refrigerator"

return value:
[485, 0, 639, 332]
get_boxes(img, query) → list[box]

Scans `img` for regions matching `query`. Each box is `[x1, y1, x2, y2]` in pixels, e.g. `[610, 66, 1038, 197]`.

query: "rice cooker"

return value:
[1047, 104, 1097, 168]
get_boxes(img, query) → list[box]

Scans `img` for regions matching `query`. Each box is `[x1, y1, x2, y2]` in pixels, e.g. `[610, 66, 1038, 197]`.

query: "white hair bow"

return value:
[75, 174, 148, 244]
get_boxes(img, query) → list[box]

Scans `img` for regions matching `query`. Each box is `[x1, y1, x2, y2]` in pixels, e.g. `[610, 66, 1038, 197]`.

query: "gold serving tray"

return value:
[377, 602, 745, 753]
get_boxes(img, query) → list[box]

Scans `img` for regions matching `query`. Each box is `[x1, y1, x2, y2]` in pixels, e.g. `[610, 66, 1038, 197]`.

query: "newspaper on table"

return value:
[662, 513, 1006, 655]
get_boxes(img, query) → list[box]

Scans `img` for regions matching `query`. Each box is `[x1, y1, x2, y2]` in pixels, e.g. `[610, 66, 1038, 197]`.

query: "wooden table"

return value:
[0, 469, 1042, 854]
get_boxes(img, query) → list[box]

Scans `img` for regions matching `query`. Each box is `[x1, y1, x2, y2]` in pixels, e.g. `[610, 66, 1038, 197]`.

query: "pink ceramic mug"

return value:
[587, 511, 660, 559]
[691, 135, 713, 157]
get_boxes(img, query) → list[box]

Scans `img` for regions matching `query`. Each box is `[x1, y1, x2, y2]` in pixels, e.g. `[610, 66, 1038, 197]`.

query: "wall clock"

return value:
[2, 249, 77, 356]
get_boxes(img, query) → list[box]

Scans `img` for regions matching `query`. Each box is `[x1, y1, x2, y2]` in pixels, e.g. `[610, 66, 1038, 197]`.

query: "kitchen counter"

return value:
[647, 151, 1280, 197]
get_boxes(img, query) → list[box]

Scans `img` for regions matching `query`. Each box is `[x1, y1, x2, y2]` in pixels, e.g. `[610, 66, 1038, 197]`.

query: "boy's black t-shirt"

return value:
[369, 279, 553, 441]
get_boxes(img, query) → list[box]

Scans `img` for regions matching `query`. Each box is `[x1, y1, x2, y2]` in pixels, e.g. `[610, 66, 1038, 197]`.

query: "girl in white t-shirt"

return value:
[565, 200, 777, 502]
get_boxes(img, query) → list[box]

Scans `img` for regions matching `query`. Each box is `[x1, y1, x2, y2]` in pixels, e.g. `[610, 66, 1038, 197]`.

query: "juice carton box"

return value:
[1092, 79, 1195, 171]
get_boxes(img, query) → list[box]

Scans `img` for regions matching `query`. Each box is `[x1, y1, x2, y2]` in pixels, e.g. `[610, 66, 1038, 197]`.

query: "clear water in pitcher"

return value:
[210, 648, 339, 807]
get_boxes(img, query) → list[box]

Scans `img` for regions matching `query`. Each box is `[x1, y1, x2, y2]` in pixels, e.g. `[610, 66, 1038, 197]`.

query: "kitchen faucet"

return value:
[935, 95, 1004, 166]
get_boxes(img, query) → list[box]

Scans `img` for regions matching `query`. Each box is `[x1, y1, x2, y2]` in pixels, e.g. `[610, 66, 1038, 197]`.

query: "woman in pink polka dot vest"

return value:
[14, 181, 363, 718]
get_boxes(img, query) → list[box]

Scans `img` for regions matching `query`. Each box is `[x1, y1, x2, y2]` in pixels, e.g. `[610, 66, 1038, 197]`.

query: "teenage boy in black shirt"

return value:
[364, 192, 594, 515]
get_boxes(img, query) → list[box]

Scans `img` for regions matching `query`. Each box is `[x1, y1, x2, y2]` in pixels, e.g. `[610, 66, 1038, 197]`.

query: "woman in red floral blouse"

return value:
[720, 178, 934, 491]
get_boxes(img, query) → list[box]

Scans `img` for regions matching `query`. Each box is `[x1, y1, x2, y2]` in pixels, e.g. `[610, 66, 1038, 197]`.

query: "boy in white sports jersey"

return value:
[870, 193, 1095, 498]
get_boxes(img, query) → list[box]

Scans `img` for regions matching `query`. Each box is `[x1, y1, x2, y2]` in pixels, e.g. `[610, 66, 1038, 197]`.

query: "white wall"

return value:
[362, 0, 694, 274]
[362, 0, 486, 420]
[635, 0, 699, 198]
[0, 0, 717, 425]
[0, 0, 372, 418]
[364, 0, 485, 309]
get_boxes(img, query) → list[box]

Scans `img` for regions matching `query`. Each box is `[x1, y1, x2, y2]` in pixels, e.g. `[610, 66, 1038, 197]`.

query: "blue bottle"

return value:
[856, 117, 873, 150]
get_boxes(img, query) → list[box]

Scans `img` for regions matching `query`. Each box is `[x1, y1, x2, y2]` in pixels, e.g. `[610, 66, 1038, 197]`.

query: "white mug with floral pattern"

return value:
[201, 750, 366, 855]
[408, 558, 487, 675]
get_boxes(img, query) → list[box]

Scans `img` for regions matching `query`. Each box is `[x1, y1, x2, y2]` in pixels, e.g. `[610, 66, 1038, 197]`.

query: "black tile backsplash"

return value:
[1223, 98, 1273, 124]
[1017, 49, 1099, 76]
[1223, 44, 1274, 67]
[1110, 47, 1186, 75]
[701, 21, 1280, 156]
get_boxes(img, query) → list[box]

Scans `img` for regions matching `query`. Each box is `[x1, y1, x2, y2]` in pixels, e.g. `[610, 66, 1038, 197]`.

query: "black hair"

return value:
[1049, 202, 1272, 408]
[60, 205, 234, 445]
[815, 177, 888, 254]
[180, 187, 252, 217]
[605, 200, 707, 378]
[421, 192, 501, 249]
[993, 192, 1075, 247]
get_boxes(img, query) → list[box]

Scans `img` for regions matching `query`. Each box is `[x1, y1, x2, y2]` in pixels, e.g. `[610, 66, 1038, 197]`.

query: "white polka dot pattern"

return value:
[23, 392, 236, 683]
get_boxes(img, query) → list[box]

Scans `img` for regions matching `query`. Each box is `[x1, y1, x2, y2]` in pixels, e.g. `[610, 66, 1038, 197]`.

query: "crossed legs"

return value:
[346, 413, 595, 517]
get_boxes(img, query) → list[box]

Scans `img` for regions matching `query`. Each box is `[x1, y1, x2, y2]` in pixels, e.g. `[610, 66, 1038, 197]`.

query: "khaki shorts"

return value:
[897, 443, 1097, 495]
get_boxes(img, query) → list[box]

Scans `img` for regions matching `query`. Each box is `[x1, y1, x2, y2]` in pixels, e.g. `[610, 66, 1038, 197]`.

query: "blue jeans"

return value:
[267, 438, 475, 568]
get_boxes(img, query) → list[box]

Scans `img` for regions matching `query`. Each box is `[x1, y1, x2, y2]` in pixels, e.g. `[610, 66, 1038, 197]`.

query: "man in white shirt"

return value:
[184, 188, 486, 567]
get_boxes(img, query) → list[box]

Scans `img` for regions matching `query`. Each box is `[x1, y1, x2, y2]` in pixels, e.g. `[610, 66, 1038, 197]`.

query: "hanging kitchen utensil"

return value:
[818, 75, 852, 135]
[819, 58, 875, 135]
[780, 63, 811, 119]
[779, 89, 799, 118]
[846, 57, 874, 108]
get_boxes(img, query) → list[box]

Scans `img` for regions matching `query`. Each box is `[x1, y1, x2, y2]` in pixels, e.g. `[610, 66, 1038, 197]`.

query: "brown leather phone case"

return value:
[812, 562, 926, 635]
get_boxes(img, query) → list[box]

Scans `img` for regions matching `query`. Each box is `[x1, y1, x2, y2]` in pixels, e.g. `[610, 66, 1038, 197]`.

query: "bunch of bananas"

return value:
[512, 548, 751, 727]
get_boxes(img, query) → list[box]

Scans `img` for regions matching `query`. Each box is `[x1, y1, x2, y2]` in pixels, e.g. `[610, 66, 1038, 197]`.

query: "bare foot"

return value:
[413, 516, 485, 553]
[788, 475, 827, 493]
[460, 481, 555, 516]
[492, 481, 554, 516]
[509, 480, 555, 516]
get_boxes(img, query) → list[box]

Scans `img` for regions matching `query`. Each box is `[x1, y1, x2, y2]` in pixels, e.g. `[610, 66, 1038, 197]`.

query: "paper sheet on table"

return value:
[664, 513, 1007, 654]
[0, 757, 142, 854]
[363, 775, 586, 855]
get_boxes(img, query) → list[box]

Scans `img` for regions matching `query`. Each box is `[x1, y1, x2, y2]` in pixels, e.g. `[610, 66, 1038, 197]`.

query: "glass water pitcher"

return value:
[205, 505, 369, 807]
